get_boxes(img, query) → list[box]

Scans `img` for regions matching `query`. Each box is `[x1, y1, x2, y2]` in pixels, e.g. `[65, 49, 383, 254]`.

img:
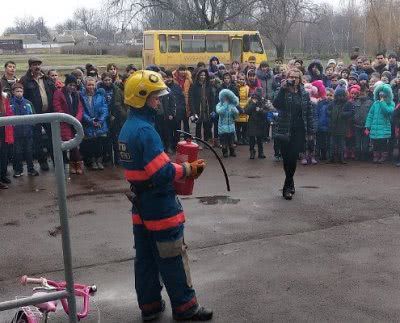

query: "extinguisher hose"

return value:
[176, 130, 231, 192]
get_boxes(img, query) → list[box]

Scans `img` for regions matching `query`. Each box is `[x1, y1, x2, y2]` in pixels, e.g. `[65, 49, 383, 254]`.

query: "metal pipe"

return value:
[51, 121, 77, 323]
[0, 291, 69, 312]
[177, 130, 230, 192]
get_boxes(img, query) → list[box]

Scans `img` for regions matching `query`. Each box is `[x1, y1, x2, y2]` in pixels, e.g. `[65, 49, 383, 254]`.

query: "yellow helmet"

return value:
[124, 70, 169, 108]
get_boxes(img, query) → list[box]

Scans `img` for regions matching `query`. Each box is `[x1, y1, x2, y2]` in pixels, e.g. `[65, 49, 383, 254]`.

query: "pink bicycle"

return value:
[11, 276, 98, 323]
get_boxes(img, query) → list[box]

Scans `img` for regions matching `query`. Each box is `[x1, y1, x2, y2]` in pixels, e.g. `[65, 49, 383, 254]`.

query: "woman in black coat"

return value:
[273, 68, 315, 200]
[189, 68, 215, 143]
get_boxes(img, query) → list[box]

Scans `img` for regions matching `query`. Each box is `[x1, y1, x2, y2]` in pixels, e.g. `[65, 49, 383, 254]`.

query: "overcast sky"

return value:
[0, 0, 338, 35]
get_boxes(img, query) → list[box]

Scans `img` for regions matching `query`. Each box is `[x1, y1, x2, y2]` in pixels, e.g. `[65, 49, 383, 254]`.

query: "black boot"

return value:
[250, 149, 256, 159]
[174, 306, 213, 321]
[142, 300, 165, 321]
[222, 147, 229, 158]
[282, 187, 293, 200]
[229, 146, 236, 157]
[258, 149, 266, 159]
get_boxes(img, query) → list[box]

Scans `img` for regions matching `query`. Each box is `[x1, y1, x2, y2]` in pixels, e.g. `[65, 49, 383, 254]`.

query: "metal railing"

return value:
[0, 113, 84, 323]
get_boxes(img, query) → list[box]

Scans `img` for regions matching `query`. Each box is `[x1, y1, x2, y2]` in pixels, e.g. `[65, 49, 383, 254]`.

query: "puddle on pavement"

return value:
[197, 195, 240, 205]
[48, 225, 62, 237]
[74, 210, 96, 217]
[2, 220, 20, 227]
[299, 186, 320, 189]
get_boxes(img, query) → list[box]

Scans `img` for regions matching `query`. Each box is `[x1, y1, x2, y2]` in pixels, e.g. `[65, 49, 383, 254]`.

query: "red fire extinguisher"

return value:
[174, 138, 199, 195]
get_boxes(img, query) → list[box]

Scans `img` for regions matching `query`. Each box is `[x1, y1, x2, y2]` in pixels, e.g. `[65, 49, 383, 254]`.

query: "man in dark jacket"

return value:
[189, 68, 215, 144]
[20, 57, 56, 171]
[273, 68, 314, 200]
[1, 61, 18, 96]
[374, 52, 389, 76]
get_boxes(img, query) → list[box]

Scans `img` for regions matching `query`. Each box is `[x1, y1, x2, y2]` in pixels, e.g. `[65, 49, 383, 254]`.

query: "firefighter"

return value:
[118, 70, 213, 321]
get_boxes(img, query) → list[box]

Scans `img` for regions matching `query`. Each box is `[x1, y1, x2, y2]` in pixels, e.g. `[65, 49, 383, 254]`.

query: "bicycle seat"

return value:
[33, 292, 58, 312]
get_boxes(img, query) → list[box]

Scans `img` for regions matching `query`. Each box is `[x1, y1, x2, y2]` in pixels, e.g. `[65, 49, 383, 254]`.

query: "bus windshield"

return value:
[243, 34, 263, 54]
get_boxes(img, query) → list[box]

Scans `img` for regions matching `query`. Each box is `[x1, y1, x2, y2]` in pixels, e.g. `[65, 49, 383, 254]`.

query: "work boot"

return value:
[222, 147, 228, 158]
[229, 146, 236, 157]
[40, 160, 50, 171]
[91, 158, 99, 170]
[378, 152, 388, 164]
[97, 158, 104, 170]
[1, 176, 11, 184]
[69, 162, 77, 175]
[372, 151, 380, 163]
[258, 151, 266, 159]
[0, 182, 8, 189]
[174, 306, 213, 321]
[250, 149, 256, 159]
[142, 300, 166, 321]
[76, 161, 84, 175]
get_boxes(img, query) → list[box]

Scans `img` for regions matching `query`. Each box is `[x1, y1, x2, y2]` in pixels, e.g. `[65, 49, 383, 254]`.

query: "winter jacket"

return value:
[173, 70, 192, 118]
[388, 63, 399, 79]
[393, 105, 400, 138]
[307, 60, 324, 82]
[168, 82, 186, 121]
[216, 89, 239, 134]
[236, 84, 250, 122]
[373, 63, 388, 75]
[316, 99, 331, 132]
[1, 75, 18, 96]
[272, 86, 315, 138]
[0, 94, 14, 144]
[109, 84, 126, 133]
[328, 99, 354, 136]
[354, 95, 373, 128]
[247, 79, 262, 96]
[81, 88, 109, 138]
[256, 68, 274, 100]
[365, 83, 395, 139]
[20, 72, 55, 114]
[10, 96, 35, 138]
[245, 100, 267, 137]
[391, 83, 400, 104]
[188, 69, 215, 122]
[160, 92, 176, 120]
[208, 56, 220, 74]
[53, 88, 83, 141]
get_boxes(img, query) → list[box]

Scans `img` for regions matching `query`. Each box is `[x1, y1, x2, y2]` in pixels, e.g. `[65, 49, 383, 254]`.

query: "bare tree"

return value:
[249, 0, 323, 59]
[107, 0, 258, 30]
[4, 16, 50, 39]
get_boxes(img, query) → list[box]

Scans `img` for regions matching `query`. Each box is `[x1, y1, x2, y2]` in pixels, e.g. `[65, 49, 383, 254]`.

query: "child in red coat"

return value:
[0, 88, 14, 188]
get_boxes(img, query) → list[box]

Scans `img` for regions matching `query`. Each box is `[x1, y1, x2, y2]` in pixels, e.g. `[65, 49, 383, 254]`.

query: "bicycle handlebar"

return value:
[20, 276, 97, 319]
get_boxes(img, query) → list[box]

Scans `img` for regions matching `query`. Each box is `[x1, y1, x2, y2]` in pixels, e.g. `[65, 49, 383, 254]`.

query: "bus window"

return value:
[168, 35, 180, 52]
[159, 34, 167, 53]
[182, 35, 205, 53]
[243, 34, 263, 54]
[206, 35, 229, 52]
[144, 34, 154, 50]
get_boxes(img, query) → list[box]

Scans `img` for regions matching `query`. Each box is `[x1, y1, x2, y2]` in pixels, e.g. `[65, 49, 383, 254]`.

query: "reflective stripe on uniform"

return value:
[174, 296, 198, 313]
[125, 169, 150, 181]
[132, 213, 144, 225]
[145, 152, 170, 176]
[132, 212, 186, 231]
[172, 163, 184, 180]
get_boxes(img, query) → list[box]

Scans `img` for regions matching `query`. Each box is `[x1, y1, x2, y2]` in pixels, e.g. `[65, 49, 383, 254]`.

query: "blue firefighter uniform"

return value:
[118, 106, 199, 319]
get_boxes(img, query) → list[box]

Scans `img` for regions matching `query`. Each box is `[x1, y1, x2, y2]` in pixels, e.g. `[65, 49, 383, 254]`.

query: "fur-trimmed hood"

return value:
[373, 83, 394, 102]
[219, 88, 239, 106]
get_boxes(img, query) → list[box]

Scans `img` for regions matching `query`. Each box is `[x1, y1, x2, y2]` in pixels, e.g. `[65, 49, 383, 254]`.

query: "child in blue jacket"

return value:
[316, 88, 334, 160]
[216, 89, 239, 158]
[10, 83, 39, 177]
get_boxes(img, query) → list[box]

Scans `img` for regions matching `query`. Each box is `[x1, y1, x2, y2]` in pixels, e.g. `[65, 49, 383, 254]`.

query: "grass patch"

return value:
[0, 54, 142, 77]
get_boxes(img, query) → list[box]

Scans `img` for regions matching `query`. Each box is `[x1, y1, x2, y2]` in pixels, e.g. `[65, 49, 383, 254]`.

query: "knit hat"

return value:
[349, 72, 358, 80]
[358, 73, 369, 82]
[217, 63, 226, 70]
[334, 85, 347, 97]
[64, 74, 77, 86]
[311, 80, 327, 99]
[327, 59, 337, 67]
[338, 78, 348, 90]
[381, 70, 392, 81]
[349, 84, 361, 95]
[11, 82, 23, 91]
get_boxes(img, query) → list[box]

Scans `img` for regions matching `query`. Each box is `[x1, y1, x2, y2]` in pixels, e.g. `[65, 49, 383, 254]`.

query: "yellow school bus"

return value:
[142, 30, 267, 68]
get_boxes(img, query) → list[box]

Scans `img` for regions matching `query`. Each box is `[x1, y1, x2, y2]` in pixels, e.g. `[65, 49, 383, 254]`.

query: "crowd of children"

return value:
[1, 52, 400, 189]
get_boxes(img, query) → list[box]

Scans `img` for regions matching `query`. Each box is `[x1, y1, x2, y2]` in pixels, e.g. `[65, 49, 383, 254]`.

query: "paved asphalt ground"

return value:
[1, 143, 400, 322]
